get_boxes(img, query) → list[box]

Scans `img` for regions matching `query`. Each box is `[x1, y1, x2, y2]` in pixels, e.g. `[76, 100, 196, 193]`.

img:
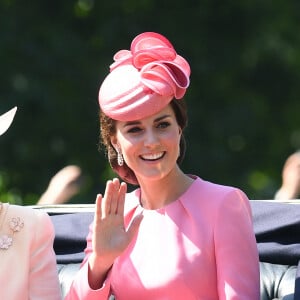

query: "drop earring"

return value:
[117, 148, 124, 166]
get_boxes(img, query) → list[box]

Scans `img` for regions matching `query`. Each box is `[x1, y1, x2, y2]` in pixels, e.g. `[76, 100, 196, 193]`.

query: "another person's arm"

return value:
[275, 151, 300, 200]
[29, 210, 62, 300]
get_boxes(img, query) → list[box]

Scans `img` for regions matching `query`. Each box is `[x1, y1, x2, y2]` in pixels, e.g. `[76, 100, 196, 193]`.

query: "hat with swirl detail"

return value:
[98, 32, 191, 121]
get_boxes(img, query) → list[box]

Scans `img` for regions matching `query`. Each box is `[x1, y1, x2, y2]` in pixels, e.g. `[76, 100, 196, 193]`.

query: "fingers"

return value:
[109, 178, 121, 215]
[102, 180, 113, 217]
[116, 182, 127, 216]
[94, 194, 102, 225]
[101, 179, 118, 217]
[101, 178, 127, 218]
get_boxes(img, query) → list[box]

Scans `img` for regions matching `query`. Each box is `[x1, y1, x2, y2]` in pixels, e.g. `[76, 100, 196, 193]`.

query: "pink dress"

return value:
[66, 176, 260, 300]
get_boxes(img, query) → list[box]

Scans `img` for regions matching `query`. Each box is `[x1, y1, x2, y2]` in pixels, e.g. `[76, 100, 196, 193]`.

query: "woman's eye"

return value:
[157, 121, 170, 129]
[127, 126, 142, 133]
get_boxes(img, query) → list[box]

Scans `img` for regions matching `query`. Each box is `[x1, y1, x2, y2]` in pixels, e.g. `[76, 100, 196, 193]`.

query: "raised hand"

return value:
[88, 178, 143, 288]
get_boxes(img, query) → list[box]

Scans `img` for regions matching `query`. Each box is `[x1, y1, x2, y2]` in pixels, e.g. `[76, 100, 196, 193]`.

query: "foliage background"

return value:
[0, 0, 300, 204]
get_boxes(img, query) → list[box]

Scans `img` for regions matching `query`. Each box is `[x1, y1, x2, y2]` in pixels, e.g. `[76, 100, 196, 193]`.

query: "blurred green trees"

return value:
[0, 0, 300, 204]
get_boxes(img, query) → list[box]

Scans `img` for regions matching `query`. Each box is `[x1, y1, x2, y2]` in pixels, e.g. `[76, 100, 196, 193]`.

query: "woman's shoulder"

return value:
[188, 175, 244, 195]
[8, 204, 49, 217]
[181, 176, 252, 220]
[184, 175, 249, 207]
[7, 204, 52, 229]
[1, 204, 54, 251]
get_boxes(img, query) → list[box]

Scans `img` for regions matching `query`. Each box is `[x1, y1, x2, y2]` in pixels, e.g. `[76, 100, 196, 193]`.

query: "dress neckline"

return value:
[136, 175, 199, 213]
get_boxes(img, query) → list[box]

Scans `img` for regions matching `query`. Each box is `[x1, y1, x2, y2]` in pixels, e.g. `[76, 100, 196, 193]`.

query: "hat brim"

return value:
[0, 106, 17, 136]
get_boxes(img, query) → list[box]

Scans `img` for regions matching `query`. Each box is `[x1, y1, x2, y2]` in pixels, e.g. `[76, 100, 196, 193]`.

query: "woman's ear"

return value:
[110, 136, 118, 151]
[178, 126, 182, 136]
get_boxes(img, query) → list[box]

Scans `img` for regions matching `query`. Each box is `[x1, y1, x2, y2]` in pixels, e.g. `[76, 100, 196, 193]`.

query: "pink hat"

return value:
[98, 32, 191, 121]
[0, 107, 17, 136]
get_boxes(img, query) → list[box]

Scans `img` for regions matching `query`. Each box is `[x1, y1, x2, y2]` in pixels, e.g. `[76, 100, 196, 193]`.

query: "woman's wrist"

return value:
[88, 253, 114, 290]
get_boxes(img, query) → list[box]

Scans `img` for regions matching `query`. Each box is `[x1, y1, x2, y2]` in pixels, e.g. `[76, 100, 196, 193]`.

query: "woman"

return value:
[0, 107, 61, 300]
[66, 32, 260, 299]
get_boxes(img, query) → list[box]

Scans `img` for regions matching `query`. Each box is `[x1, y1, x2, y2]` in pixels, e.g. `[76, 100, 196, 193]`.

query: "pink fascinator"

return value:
[98, 32, 191, 121]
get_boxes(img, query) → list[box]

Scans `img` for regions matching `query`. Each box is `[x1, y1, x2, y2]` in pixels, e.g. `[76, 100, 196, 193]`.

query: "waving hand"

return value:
[88, 178, 143, 289]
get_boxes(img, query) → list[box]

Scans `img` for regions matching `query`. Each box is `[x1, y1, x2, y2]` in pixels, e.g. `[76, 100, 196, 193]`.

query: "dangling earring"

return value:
[116, 148, 124, 166]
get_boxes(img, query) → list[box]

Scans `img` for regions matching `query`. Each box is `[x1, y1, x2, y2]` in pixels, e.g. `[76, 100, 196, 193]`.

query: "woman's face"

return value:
[111, 104, 182, 182]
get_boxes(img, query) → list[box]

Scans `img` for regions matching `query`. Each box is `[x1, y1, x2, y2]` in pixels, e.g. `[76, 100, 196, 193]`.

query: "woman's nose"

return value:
[143, 129, 160, 147]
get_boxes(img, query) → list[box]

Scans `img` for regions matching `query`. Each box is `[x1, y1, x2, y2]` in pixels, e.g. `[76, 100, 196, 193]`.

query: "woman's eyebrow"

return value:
[123, 114, 171, 128]
[154, 114, 171, 122]
[123, 120, 140, 128]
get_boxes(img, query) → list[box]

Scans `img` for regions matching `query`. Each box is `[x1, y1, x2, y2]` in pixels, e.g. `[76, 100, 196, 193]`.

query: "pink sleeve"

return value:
[64, 223, 112, 300]
[215, 189, 260, 300]
[29, 211, 62, 300]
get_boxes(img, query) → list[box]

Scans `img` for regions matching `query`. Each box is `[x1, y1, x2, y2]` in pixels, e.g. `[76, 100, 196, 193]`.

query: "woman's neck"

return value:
[137, 167, 194, 210]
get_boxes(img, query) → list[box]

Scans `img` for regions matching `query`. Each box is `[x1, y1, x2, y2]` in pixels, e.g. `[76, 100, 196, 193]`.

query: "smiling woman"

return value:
[65, 32, 260, 300]
[111, 105, 183, 195]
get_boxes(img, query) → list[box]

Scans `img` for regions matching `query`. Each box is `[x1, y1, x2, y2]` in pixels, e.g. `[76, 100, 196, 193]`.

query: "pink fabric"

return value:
[65, 176, 260, 300]
[0, 204, 61, 300]
[98, 32, 190, 121]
